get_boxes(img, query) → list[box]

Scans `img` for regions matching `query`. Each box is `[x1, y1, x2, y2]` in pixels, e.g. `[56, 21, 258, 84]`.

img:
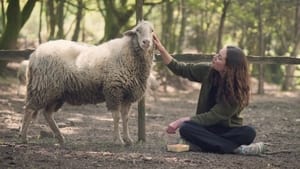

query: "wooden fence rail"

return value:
[1, 49, 300, 65]
[158, 54, 300, 65]
[0, 49, 34, 61]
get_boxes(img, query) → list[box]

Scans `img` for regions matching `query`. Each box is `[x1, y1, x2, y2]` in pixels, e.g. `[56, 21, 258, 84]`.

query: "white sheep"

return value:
[19, 21, 154, 145]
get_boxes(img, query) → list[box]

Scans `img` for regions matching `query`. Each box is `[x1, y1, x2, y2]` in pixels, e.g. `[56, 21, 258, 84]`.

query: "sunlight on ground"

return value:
[61, 127, 80, 135]
[271, 91, 299, 98]
[88, 115, 113, 122]
[66, 117, 84, 123]
[0, 110, 22, 129]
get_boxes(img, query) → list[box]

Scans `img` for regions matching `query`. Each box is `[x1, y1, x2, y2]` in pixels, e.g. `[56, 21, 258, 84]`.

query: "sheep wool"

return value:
[20, 20, 154, 145]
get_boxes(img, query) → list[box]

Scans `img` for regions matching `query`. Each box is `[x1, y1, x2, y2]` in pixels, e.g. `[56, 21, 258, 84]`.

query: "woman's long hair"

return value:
[209, 46, 250, 108]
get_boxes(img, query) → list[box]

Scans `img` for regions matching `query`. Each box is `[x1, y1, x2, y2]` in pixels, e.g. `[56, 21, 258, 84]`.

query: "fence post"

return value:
[136, 0, 146, 142]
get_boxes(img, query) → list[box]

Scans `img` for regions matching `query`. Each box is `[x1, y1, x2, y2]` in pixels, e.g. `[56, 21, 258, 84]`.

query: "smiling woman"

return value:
[211, 47, 227, 74]
[153, 33, 265, 155]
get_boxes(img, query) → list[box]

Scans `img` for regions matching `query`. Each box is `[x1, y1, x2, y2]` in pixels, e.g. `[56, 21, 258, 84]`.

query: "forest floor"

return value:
[0, 74, 299, 169]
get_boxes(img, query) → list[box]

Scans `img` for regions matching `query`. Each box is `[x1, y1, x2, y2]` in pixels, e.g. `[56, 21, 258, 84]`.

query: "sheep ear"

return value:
[123, 30, 136, 36]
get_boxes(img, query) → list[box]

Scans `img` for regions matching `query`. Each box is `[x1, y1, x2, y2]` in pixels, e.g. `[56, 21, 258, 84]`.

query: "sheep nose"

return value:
[143, 39, 150, 47]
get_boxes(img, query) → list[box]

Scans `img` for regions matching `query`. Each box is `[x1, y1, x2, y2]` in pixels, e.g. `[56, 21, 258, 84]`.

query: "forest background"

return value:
[0, 0, 299, 92]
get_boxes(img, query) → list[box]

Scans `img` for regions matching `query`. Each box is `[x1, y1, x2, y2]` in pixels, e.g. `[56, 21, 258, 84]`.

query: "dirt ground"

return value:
[0, 76, 299, 169]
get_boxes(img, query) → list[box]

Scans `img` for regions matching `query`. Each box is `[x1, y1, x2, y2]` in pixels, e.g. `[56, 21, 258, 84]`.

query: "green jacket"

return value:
[167, 59, 243, 127]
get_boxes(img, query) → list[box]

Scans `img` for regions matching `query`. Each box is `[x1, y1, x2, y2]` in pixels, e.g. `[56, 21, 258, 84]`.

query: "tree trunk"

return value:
[81, 17, 85, 41]
[166, 0, 174, 52]
[46, 0, 56, 40]
[282, 2, 300, 91]
[257, 0, 265, 94]
[136, 0, 145, 142]
[21, 0, 37, 28]
[56, 0, 65, 39]
[72, 0, 84, 41]
[102, 0, 119, 42]
[136, 0, 143, 22]
[160, 0, 177, 90]
[216, 0, 231, 52]
[38, 0, 43, 44]
[1, 0, 6, 29]
[0, 0, 36, 75]
[98, 0, 134, 43]
[176, 0, 186, 54]
[0, 0, 21, 50]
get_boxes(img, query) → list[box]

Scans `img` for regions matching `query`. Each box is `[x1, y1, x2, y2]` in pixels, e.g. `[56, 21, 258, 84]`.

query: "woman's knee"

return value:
[179, 122, 190, 136]
[242, 126, 256, 144]
[178, 121, 200, 137]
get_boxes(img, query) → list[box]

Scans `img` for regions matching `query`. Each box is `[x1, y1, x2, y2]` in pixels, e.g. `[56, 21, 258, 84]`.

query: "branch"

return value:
[96, 0, 106, 18]
[144, 0, 166, 6]
[65, 0, 96, 11]
[21, 0, 37, 28]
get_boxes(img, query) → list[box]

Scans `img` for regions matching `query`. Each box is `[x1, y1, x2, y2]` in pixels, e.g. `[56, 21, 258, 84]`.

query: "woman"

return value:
[153, 33, 265, 155]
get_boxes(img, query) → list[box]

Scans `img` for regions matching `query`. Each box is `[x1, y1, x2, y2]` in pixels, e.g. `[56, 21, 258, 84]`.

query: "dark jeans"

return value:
[179, 121, 256, 154]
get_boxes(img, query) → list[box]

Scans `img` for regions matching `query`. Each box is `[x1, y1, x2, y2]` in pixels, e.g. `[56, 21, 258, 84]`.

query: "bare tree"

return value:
[176, 0, 187, 54]
[46, 0, 56, 40]
[216, 0, 231, 52]
[0, 0, 37, 75]
[72, 0, 84, 41]
[56, 0, 65, 39]
[38, 0, 43, 44]
[96, 0, 135, 43]
[282, 2, 300, 91]
[257, 0, 265, 94]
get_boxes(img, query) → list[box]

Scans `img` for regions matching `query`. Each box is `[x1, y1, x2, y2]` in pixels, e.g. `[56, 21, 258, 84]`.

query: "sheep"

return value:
[19, 20, 154, 146]
[17, 60, 29, 96]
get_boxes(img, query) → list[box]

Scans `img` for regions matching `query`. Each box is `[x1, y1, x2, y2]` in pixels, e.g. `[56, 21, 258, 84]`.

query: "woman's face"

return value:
[211, 47, 227, 73]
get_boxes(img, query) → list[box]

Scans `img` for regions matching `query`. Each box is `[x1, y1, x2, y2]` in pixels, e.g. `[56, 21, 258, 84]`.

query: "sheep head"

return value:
[124, 20, 154, 51]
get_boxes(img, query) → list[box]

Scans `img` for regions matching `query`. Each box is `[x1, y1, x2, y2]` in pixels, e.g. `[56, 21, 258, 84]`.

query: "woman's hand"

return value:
[152, 33, 173, 64]
[166, 117, 191, 134]
[152, 33, 164, 52]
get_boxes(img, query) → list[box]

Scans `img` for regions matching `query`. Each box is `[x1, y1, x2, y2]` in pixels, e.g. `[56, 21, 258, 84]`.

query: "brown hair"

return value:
[209, 46, 250, 108]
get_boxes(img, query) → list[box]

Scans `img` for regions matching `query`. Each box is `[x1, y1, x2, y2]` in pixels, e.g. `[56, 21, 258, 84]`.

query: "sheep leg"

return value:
[19, 108, 36, 143]
[121, 103, 133, 145]
[41, 108, 65, 145]
[111, 110, 124, 145]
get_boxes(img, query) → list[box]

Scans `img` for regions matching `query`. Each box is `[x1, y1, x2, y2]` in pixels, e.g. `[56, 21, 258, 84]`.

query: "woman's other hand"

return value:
[166, 117, 191, 134]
